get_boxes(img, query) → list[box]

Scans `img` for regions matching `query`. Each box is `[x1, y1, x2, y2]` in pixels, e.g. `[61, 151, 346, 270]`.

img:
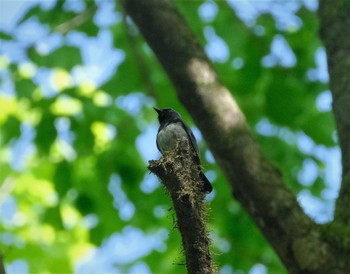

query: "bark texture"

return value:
[122, 0, 350, 272]
[318, 0, 350, 225]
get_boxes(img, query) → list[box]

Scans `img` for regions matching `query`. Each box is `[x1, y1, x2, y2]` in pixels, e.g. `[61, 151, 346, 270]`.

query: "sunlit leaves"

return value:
[91, 121, 116, 153]
[92, 91, 112, 107]
[1, 0, 338, 273]
[77, 81, 95, 96]
[18, 62, 37, 79]
[50, 95, 82, 116]
[50, 68, 74, 91]
[14, 174, 57, 207]
[0, 96, 18, 124]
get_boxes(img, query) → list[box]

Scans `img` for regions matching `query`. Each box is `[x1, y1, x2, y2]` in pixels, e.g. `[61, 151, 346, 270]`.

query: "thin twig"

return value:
[54, 5, 98, 34]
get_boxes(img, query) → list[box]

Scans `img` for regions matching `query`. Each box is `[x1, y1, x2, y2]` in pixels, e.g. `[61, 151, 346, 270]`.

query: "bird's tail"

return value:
[200, 172, 213, 193]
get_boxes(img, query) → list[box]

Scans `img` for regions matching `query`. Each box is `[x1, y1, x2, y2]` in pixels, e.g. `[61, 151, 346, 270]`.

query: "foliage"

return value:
[0, 0, 336, 273]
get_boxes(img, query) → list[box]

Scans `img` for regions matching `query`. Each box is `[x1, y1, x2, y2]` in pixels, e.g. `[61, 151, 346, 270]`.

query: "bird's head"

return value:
[154, 108, 181, 123]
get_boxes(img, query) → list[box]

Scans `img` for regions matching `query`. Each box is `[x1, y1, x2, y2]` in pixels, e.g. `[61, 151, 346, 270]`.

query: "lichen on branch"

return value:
[148, 141, 215, 274]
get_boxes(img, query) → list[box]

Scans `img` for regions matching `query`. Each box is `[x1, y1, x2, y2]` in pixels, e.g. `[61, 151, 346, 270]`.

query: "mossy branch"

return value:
[148, 141, 215, 274]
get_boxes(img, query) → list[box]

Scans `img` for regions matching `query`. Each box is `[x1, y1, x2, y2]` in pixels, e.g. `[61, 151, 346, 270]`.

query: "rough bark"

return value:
[148, 142, 215, 274]
[318, 0, 350, 225]
[121, 0, 350, 272]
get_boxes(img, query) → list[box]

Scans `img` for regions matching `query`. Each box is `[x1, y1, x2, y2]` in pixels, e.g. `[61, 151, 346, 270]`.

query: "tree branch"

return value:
[120, 6, 158, 98]
[0, 254, 6, 274]
[122, 0, 350, 272]
[148, 142, 214, 274]
[54, 5, 97, 34]
[318, 0, 350, 224]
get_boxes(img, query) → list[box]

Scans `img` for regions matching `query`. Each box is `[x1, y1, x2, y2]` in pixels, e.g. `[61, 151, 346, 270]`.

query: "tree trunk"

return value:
[318, 0, 350, 225]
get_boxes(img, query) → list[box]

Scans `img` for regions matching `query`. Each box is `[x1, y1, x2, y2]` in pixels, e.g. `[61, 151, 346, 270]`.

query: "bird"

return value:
[154, 107, 212, 193]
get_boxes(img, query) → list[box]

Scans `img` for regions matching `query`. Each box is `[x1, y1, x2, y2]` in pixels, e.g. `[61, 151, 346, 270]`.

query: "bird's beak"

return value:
[153, 107, 161, 114]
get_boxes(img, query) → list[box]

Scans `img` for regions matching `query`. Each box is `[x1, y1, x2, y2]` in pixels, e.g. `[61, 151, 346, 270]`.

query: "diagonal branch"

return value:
[54, 5, 97, 34]
[121, 0, 349, 272]
[120, 5, 158, 98]
[318, 0, 350, 225]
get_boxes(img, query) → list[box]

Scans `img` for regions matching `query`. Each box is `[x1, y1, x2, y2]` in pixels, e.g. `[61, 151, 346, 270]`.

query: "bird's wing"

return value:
[156, 133, 161, 152]
[155, 123, 163, 153]
[176, 118, 201, 165]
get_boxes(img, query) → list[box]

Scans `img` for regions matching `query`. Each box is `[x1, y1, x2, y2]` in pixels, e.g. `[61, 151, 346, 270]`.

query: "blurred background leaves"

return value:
[0, 0, 339, 273]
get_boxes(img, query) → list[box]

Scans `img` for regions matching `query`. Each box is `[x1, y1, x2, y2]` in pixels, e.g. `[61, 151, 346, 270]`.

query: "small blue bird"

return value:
[154, 107, 212, 193]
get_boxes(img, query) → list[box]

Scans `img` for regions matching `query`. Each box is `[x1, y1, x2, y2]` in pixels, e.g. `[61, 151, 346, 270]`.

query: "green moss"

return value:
[321, 222, 350, 252]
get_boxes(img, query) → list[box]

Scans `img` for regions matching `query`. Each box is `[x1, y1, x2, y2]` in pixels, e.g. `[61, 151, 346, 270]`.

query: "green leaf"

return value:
[42, 207, 64, 229]
[1, 1, 340, 273]
[0, 116, 21, 146]
[265, 71, 305, 126]
[75, 193, 95, 215]
[53, 161, 73, 197]
[15, 78, 37, 99]
[0, 31, 12, 40]
[27, 46, 82, 69]
[35, 114, 57, 154]
[301, 112, 335, 146]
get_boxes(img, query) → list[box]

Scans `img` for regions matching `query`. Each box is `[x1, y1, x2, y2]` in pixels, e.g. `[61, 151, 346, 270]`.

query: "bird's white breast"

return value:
[157, 123, 188, 153]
